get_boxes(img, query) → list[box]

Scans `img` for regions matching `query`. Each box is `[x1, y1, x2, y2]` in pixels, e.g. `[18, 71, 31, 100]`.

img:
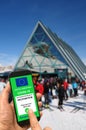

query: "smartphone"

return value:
[9, 69, 40, 127]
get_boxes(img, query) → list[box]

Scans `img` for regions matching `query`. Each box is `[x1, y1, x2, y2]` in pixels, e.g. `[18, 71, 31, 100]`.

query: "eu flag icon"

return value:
[16, 77, 28, 87]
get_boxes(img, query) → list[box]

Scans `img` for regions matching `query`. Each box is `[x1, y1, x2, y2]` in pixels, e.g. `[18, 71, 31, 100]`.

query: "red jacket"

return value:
[63, 81, 68, 90]
[35, 83, 44, 95]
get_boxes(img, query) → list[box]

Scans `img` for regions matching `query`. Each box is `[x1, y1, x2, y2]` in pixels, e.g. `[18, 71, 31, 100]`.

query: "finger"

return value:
[36, 93, 42, 101]
[29, 109, 42, 130]
[1, 82, 11, 104]
[43, 127, 52, 130]
[10, 101, 14, 109]
[40, 111, 43, 117]
[38, 101, 42, 108]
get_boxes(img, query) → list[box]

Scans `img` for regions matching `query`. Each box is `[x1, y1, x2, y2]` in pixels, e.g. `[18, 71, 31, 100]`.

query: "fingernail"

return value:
[29, 109, 33, 113]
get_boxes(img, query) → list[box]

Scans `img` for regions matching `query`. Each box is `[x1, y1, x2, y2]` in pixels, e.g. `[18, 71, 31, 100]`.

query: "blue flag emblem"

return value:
[16, 77, 28, 87]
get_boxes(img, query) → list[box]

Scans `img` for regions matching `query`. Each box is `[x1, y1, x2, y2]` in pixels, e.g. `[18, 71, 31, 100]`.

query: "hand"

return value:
[0, 82, 42, 130]
[29, 109, 52, 130]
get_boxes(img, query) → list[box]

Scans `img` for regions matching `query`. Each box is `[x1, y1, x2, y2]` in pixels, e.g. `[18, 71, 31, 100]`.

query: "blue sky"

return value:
[0, 0, 86, 66]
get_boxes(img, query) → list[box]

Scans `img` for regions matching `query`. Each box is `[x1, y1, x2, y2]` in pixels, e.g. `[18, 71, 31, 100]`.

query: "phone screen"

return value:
[9, 73, 40, 123]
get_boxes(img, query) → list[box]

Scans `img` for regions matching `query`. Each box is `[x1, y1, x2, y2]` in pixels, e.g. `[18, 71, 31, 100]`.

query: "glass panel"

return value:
[30, 24, 68, 65]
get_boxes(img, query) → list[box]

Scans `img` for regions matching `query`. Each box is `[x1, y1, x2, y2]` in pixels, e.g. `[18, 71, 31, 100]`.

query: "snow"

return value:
[38, 90, 86, 130]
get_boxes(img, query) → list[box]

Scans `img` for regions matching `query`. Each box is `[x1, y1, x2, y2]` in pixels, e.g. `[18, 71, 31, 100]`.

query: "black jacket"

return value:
[58, 86, 64, 98]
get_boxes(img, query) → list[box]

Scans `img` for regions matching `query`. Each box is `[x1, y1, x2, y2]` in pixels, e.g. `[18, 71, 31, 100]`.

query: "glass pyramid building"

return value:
[14, 21, 86, 81]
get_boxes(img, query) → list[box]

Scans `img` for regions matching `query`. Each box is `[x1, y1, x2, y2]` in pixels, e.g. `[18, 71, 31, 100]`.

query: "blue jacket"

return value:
[72, 82, 78, 89]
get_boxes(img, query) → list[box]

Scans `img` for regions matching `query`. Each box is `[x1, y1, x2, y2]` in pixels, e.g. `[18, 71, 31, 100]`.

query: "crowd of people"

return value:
[33, 75, 86, 110]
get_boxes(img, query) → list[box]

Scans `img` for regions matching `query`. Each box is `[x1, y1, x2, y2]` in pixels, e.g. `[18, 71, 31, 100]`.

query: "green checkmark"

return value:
[25, 108, 29, 113]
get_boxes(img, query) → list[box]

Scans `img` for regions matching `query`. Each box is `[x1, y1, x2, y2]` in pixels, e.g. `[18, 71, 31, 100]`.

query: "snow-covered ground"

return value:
[39, 90, 86, 130]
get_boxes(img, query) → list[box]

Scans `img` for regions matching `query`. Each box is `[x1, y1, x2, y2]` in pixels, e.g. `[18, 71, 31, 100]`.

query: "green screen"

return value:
[10, 74, 40, 122]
